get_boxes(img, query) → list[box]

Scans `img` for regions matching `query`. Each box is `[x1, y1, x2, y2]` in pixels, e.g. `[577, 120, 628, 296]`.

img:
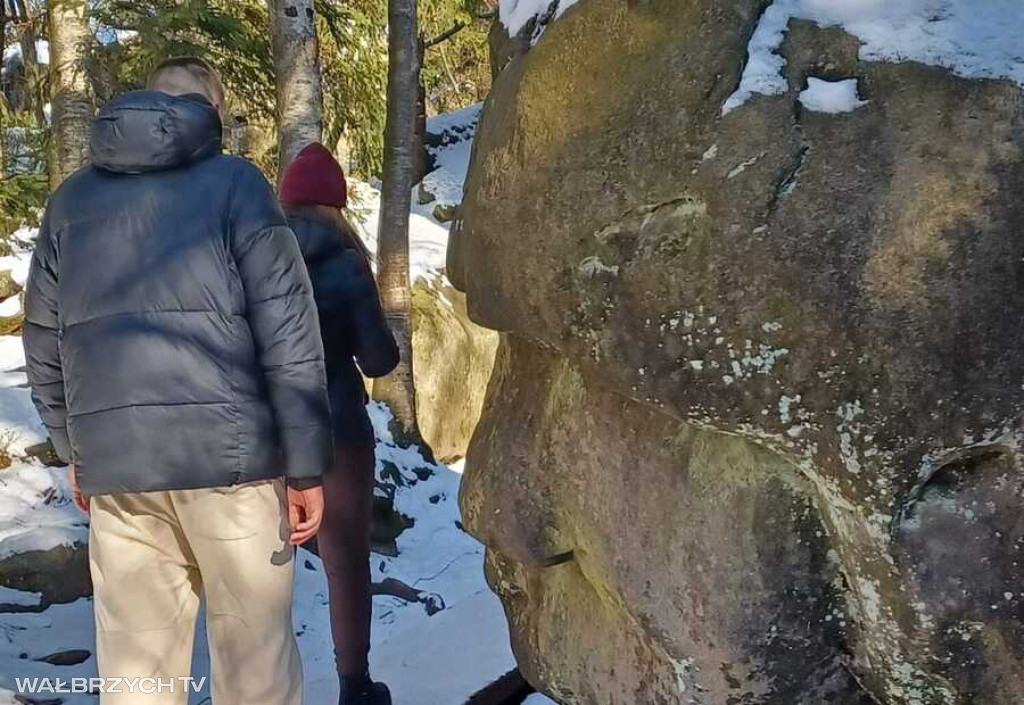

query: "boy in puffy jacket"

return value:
[24, 58, 331, 705]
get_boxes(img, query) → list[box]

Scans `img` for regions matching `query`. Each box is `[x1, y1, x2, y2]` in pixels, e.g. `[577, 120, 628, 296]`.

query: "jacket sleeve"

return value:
[339, 252, 400, 379]
[229, 162, 332, 483]
[23, 212, 72, 463]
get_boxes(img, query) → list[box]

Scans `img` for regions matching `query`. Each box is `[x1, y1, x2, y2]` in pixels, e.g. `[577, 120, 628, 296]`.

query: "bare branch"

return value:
[423, 9, 495, 49]
[423, 20, 466, 49]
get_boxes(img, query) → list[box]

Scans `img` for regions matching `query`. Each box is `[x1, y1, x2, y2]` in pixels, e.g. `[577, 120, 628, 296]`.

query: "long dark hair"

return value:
[285, 203, 374, 271]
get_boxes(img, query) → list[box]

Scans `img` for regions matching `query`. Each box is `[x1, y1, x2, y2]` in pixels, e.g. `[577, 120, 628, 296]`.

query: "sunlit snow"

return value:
[724, 0, 1024, 113]
[799, 77, 868, 113]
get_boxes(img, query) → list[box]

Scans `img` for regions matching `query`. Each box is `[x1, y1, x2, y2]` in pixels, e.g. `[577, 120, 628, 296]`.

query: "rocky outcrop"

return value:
[453, 1, 1024, 703]
[0, 544, 91, 606]
[0, 270, 24, 335]
[412, 276, 498, 462]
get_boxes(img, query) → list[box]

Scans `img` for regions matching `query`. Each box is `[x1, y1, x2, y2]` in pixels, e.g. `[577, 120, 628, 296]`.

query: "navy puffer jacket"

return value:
[286, 211, 399, 448]
[23, 91, 332, 495]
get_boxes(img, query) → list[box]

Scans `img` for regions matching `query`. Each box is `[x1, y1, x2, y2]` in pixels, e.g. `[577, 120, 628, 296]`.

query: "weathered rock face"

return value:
[412, 276, 498, 461]
[469, 339, 874, 703]
[453, 1, 1024, 703]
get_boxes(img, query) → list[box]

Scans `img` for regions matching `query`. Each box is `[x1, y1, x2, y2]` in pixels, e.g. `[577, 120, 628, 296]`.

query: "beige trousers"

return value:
[88, 479, 302, 705]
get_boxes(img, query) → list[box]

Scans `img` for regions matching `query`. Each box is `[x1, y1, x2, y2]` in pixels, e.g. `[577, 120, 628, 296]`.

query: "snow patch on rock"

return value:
[499, 0, 580, 41]
[724, 0, 1024, 114]
[799, 77, 868, 113]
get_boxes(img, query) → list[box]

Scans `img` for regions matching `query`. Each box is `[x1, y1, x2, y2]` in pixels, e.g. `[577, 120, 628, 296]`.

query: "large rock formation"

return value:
[452, 1, 1024, 703]
[412, 275, 498, 462]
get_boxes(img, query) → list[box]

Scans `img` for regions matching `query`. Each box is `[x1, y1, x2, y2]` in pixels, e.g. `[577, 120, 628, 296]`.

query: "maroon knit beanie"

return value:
[279, 142, 348, 209]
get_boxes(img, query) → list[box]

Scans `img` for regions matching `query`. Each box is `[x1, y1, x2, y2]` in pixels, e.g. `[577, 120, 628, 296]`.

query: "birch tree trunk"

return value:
[267, 0, 323, 178]
[372, 0, 421, 443]
[47, 0, 93, 189]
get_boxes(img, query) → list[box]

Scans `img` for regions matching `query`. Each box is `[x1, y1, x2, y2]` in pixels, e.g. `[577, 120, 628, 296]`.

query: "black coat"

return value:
[23, 91, 332, 495]
[286, 212, 399, 449]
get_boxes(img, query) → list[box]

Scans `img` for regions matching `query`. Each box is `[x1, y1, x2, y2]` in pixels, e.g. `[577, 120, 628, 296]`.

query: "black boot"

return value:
[339, 678, 392, 705]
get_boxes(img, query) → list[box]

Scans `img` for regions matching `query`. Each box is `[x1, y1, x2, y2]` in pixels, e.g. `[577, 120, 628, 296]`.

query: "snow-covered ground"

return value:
[0, 106, 520, 704]
[421, 103, 482, 210]
[348, 104, 481, 285]
[1, 40, 49, 68]
[0, 242, 86, 563]
[725, 0, 1024, 113]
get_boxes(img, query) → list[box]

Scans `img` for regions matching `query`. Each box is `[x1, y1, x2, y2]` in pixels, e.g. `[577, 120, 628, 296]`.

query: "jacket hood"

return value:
[90, 91, 223, 174]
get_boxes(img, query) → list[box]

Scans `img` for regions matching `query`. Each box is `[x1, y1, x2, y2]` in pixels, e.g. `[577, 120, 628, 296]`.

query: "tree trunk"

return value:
[13, 0, 45, 127]
[267, 0, 323, 179]
[1, 0, 6, 180]
[21, 36, 46, 127]
[228, 112, 250, 158]
[373, 0, 420, 443]
[47, 0, 93, 189]
[412, 37, 428, 184]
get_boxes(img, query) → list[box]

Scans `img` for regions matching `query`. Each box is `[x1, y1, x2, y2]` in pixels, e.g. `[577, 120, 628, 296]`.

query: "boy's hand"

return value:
[68, 465, 89, 513]
[287, 485, 324, 545]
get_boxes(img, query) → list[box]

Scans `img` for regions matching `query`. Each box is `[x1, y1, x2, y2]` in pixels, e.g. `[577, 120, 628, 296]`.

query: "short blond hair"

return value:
[148, 56, 225, 109]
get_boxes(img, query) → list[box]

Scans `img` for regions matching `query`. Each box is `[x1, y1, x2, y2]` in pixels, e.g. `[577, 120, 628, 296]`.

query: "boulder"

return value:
[412, 276, 498, 462]
[23, 441, 65, 468]
[431, 203, 458, 224]
[0, 276, 24, 335]
[0, 271, 22, 301]
[417, 182, 438, 205]
[0, 312, 24, 336]
[0, 544, 91, 606]
[453, 1, 1024, 702]
[467, 337, 871, 703]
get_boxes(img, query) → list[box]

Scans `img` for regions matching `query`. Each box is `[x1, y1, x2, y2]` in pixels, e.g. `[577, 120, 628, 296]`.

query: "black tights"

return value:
[318, 444, 375, 678]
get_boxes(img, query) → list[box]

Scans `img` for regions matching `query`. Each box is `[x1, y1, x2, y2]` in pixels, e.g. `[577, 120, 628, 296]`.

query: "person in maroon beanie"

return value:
[280, 143, 399, 705]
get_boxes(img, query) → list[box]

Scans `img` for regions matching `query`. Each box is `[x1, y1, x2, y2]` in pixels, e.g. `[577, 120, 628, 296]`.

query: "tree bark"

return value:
[21, 37, 46, 127]
[228, 112, 250, 158]
[47, 0, 93, 189]
[1, 0, 6, 180]
[373, 0, 420, 443]
[13, 0, 45, 126]
[267, 0, 323, 179]
[412, 36, 427, 184]
[6, 0, 37, 122]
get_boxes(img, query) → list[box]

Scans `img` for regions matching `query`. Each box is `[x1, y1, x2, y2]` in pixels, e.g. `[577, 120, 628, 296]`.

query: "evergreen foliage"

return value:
[0, 0, 491, 235]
